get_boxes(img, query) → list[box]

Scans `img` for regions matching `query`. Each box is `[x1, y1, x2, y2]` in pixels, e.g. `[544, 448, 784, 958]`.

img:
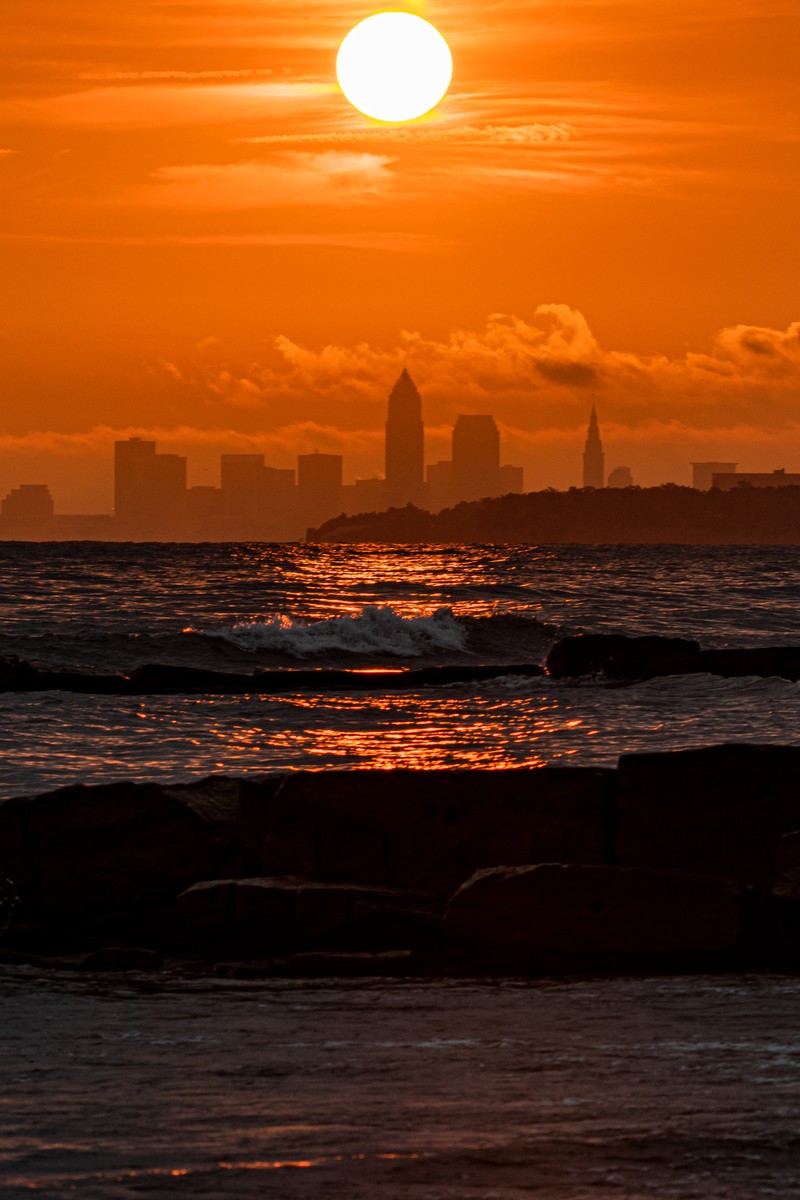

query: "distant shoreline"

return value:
[309, 484, 800, 544]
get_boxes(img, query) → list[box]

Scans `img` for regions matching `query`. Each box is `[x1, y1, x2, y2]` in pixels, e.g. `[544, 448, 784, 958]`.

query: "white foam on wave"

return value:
[204, 604, 467, 658]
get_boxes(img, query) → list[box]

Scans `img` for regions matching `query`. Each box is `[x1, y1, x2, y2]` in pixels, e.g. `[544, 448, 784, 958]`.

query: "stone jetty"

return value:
[2, 745, 800, 976]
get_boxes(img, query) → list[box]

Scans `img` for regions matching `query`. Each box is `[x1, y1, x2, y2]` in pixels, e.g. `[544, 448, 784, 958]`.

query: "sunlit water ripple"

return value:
[2, 541, 800, 794]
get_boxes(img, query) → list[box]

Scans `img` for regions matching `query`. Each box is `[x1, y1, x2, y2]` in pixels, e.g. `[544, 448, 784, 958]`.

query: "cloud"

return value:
[78, 69, 275, 82]
[158, 308, 800, 434]
[5, 81, 335, 129]
[0, 231, 450, 253]
[236, 123, 573, 146]
[138, 152, 395, 208]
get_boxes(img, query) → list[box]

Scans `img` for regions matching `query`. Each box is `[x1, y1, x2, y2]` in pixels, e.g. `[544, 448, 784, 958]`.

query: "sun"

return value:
[336, 12, 453, 124]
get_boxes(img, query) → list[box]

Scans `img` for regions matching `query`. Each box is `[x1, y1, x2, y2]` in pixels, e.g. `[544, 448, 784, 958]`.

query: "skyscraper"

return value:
[582, 406, 605, 488]
[298, 452, 343, 527]
[452, 414, 500, 503]
[385, 368, 424, 506]
[114, 437, 187, 523]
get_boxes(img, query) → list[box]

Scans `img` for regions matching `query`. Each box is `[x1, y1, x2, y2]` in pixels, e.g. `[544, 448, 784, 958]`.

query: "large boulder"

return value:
[616, 744, 800, 887]
[0, 776, 254, 925]
[444, 863, 743, 972]
[177, 876, 439, 954]
[240, 768, 614, 895]
[546, 634, 700, 680]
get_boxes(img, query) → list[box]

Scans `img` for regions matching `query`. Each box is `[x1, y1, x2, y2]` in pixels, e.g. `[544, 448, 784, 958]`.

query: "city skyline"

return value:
[2, 2, 798, 510]
[0, 369, 527, 538]
[5, 385, 796, 541]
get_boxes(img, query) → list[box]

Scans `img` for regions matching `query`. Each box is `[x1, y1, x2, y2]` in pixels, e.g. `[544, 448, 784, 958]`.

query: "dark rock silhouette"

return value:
[444, 863, 743, 971]
[546, 634, 700, 680]
[178, 876, 440, 955]
[241, 768, 613, 893]
[0, 776, 249, 923]
[2, 749, 800, 975]
[771, 831, 800, 901]
[0, 658, 544, 696]
[616, 745, 800, 887]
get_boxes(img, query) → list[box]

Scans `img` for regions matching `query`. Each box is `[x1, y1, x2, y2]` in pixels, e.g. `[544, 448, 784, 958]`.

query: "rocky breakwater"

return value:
[0, 657, 544, 696]
[546, 632, 800, 683]
[1, 749, 800, 976]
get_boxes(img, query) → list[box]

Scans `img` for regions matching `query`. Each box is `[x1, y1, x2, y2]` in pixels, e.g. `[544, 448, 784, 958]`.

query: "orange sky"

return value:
[2, 0, 798, 510]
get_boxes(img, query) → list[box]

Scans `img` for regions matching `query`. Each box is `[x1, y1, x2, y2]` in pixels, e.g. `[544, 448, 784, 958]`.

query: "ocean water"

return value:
[4, 542, 800, 1199]
[2, 969, 800, 1198]
[1, 542, 800, 796]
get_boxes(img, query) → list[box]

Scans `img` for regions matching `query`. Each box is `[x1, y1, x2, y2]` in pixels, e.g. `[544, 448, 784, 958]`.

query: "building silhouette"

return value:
[607, 465, 634, 488]
[114, 437, 187, 525]
[452, 415, 500, 503]
[2, 372, 526, 539]
[691, 461, 738, 490]
[582, 406, 605, 488]
[298, 452, 343, 527]
[1, 484, 54, 527]
[712, 468, 800, 490]
[385, 368, 424, 506]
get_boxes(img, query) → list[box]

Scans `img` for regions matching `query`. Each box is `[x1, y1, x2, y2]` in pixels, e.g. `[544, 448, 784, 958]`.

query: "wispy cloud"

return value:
[0, 231, 450, 253]
[78, 68, 275, 82]
[136, 152, 396, 209]
[237, 123, 573, 146]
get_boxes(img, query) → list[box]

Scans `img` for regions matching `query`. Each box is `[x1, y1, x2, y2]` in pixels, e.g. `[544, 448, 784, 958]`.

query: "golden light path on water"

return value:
[9, 669, 800, 795]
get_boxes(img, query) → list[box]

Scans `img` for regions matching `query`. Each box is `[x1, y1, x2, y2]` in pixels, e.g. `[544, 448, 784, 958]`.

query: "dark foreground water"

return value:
[3, 542, 800, 795]
[2, 969, 799, 1199]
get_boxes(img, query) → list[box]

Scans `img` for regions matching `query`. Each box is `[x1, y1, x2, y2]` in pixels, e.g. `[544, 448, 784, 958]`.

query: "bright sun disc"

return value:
[336, 12, 453, 123]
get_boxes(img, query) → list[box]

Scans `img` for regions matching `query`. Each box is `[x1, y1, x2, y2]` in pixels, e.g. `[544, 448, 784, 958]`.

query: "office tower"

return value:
[582, 406, 605, 488]
[452, 414, 501, 502]
[298, 452, 343, 527]
[220, 454, 266, 516]
[385, 368, 424, 506]
[607, 466, 634, 488]
[691, 462, 738, 490]
[114, 437, 187, 523]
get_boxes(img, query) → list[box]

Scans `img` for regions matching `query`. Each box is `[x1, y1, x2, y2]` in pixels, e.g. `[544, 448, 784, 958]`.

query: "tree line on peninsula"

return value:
[309, 484, 800, 544]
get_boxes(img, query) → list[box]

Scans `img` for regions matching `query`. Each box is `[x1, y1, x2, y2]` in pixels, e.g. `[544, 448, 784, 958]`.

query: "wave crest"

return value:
[204, 605, 467, 658]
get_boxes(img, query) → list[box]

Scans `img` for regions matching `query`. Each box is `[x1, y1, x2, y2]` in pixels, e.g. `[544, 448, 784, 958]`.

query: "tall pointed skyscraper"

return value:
[385, 368, 424, 506]
[582, 405, 605, 488]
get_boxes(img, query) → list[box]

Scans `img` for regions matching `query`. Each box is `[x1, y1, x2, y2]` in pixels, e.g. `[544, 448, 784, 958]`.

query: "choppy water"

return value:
[1, 969, 799, 1199]
[2, 542, 800, 796]
[4, 544, 800, 1199]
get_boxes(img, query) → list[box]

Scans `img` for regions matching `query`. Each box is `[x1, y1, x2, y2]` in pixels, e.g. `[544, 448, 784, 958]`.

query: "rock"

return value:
[697, 647, 800, 681]
[616, 744, 800, 887]
[214, 950, 416, 978]
[177, 876, 439, 955]
[772, 831, 800, 900]
[0, 776, 248, 924]
[35, 670, 130, 694]
[0, 657, 41, 692]
[76, 946, 162, 972]
[241, 768, 613, 895]
[546, 634, 700, 680]
[444, 863, 743, 972]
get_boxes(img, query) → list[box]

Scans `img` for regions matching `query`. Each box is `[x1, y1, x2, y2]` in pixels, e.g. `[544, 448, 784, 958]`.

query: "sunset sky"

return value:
[2, 0, 798, 510]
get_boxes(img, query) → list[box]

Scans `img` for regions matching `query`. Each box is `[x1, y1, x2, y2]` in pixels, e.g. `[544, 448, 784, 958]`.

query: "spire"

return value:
[387, 368, 421, 420]
[385, 369, 424, 503]
[582, 405, 605, 488]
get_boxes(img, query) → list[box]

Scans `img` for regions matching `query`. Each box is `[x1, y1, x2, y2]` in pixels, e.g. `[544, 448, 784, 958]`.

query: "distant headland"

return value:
[309, 483, 800, 545]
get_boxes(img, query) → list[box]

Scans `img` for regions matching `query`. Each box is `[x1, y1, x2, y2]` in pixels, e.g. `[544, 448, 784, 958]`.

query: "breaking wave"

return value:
[204, 605, 468, 658]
